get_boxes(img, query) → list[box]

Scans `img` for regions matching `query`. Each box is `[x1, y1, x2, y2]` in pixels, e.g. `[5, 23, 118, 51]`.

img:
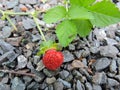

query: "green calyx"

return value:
[37, 40, 62, 56]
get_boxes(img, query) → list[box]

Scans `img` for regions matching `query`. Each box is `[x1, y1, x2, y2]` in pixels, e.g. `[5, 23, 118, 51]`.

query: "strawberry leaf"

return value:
[44, 6, 67, 23]
[70, 0, 95, 7]
[89, 0, 120, 27]
[68, 6, 94, 20]
[56, 20, 77, 47]
[72, 20, 92, 37]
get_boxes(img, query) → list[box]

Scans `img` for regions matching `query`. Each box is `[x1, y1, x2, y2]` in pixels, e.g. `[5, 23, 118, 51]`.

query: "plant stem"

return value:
[4, 11, 31, 15]
[33, 16, 46, 41]
[65, 0, 69, 12]
[5, 15, 17, 31]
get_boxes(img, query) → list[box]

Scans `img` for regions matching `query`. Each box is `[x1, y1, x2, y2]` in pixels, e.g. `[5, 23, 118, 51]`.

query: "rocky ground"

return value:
[0, 0, 120, 90]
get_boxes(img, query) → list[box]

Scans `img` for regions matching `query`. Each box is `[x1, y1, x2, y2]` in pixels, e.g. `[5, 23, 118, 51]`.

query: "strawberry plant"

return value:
[44, 0, 120, 47]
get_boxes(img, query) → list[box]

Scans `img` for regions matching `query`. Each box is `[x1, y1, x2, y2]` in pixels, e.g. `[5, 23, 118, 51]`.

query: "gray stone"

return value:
[19, 0, 37, 4]
[63, 50, 74, 62]
[105, 38, 118, 46]
[59, 70, 69, 79]
[93, 58, 111, 71]
[57, 78, 71, 88]
[65, 74, 73, 82]
[0, 40, 15, 52]
[94, 28, 106, 41]
[85, 82, 92, 90]
[93, 84, 102, 90]
[1, 26, 12, 38]
[116, 30, 120, 36]
[24, 50, 32, 57]
[46, 77, 56, 84]
[11, 77, 25, 90]
[17, 55, 27, 69]
[92, 72, 107, 84]
[48, 85, 54, 90]
[90, 46, 99, 54]
[1, 76, 9, 84]
[76, 80, 83, 90]
[23, 76, 32, 85]
[117, 58, 120, 65]
[39, 82, 47, 90]
[99, 45, 119, 58]
[81, 47, 90, 57]
[115, 75, 120, 82]
[33, 71, 45, 82]
[74, 50, 83, 58]
[0, 51, 18, 64]
[33, 56, 40, 65]
[109, 60, 117, 73]
[108, 78, 119, 87]
[43, 69, 58, 77]
[0, 83, 10, 90]
[36, 60, 45, 71]
[45, 33, 56, 41]
[32, 34, 41, 42]
[27, 82, 40, 90]
[6, 37, 23, 46]
[22, 18, 36, 29]
[53, 81, 64, 90]
[0, 20, 5, 29]
[4, 0, 18, 9]
[27, 61, 34, 70]
[79, 68, 91, 81]
[69, 44, 75, 50]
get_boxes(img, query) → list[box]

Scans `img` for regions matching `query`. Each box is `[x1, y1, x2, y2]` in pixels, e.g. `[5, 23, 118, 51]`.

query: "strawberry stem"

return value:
[32, 15, 46, 41]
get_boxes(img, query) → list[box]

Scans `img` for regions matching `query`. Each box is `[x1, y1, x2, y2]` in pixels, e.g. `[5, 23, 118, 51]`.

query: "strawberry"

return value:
[42, 49, 64, 70]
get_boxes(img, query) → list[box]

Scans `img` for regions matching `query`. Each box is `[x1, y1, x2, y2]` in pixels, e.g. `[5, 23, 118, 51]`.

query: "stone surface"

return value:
[109, 60, 117, 73]
[93, 84, 102, 90]
[0, 83, 10, 90]
[32, 34, 41, 42]
[46, 77, 56, 84]
[76, 80, 83, 90]
[2, 26, 12, 38]
[105, 38, 118, 45]
[57, 78, 71, 88]
[17, 55, 27, 69]
[43, 69, 58, 77]
[0, 50, 18, 64]
[19, 0, 37, 4]
[27, 82, 40, 90]
[36, 60, 45, 71]
[92, 72, 107, 84]
[107, 78, 119, 87]
[93, 58, 111, 71]
[63, 50, 74, 63]
[99, 45, 119, 58]
[22, 18, 36, 29]
[53, 81, 64, 90]
[6, 37, 22, 46]
[85, 82, 92, 90]
[11, 77, 25, 90]
[71, 60, 86, 68]
[59, 70, 69, 80]
[0, 40, 15, 52]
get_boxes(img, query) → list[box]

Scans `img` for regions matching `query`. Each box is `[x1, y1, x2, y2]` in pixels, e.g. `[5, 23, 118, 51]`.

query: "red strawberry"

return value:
[42, 49, 64, 70]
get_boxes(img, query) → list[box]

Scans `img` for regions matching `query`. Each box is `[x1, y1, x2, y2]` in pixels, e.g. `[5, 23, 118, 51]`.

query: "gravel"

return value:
[0, 0, 120, 90]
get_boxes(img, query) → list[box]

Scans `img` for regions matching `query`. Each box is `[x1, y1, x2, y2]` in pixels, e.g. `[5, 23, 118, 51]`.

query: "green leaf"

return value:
[70, 0, 95, 7]
[68, 6, 94, 20]
[72, 20, 92, 37]
[44, 6, 67, 23]
[56, 20, 77, 47]
[89, 0, 120, 27]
